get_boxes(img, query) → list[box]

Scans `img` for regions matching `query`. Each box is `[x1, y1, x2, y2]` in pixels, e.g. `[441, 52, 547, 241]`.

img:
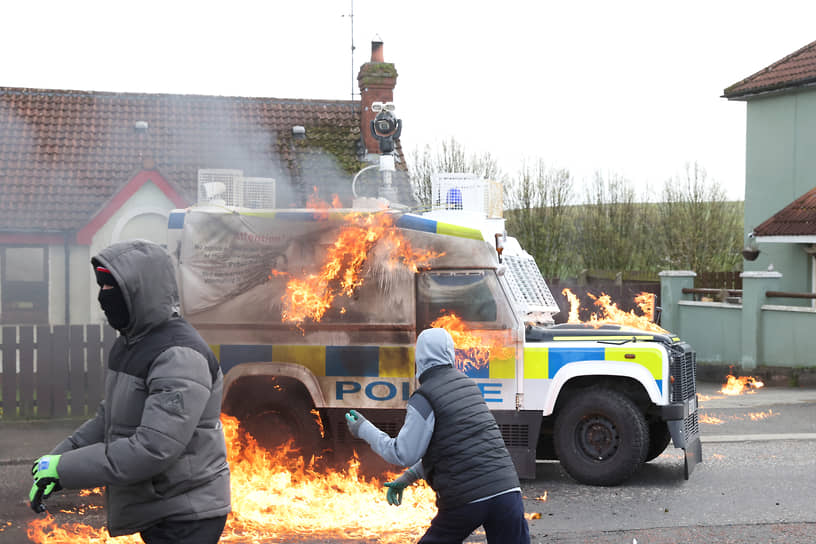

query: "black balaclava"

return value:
[95, 266, 130, 331]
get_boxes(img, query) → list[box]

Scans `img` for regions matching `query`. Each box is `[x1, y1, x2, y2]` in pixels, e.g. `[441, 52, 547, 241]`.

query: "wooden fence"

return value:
[695, 271, 742, 290]
[0, 324, 115, 419]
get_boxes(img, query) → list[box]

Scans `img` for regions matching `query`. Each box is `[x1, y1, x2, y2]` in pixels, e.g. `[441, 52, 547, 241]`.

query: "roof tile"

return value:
[0, 87, 370, 232]
[754, 186, 816, 236]
[724, 39, 816, 99]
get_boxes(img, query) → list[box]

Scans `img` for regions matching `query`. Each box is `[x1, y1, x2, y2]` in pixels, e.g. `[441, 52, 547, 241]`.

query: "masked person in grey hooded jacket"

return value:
[28, 239, 231, 543]
[346, 327, 529, 544]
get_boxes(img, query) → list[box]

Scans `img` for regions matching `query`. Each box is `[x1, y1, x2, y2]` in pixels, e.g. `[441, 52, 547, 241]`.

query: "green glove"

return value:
[384, 468, 419, 506]
[345, 409, 368, 438]
[29, 455, 62, 511]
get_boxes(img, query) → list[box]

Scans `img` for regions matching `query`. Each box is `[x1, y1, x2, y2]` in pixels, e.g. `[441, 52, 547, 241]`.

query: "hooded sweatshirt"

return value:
[357, 327, 520, 509]
[51, 239, 231, 536]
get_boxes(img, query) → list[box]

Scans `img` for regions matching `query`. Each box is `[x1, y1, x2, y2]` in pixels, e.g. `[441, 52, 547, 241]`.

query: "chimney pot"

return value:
[371, 40, 384, 63]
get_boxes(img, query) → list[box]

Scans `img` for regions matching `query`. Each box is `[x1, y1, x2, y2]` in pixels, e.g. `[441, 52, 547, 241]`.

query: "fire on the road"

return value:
[720, 374, 765, 395]
[698, 410, 779, 425]
[27, 415, 438, 544]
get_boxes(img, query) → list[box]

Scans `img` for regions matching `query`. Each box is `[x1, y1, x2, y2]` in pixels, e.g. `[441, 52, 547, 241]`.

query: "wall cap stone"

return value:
[658, 270, 697, 277]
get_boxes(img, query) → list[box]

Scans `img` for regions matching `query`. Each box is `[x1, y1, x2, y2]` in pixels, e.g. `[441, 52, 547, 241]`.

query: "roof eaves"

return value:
[722, 38, 816, 99]
[723, 78, 816, 101]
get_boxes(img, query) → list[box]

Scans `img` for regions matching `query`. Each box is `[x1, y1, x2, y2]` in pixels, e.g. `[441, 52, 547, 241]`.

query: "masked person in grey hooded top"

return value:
[28, 240, 231, 544]
[346, 327, 529, 544]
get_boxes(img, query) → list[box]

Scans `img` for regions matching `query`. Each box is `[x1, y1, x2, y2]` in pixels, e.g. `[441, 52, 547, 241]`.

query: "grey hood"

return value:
[91, 239, 178, 342]
[415, 327, 456, 380]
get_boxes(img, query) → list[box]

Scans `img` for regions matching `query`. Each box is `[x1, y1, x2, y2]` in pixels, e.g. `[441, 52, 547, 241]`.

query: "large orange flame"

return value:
[562, 289, 667, 333]
[280, 210, 443, 326]
[430, 313, 513, 372]
[27, 415, 438, 543]
[720, 374, 764, 395]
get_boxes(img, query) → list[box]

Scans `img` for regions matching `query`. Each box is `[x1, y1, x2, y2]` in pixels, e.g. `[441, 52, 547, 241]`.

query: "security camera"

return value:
[371, 101, 395, 113]
[370, 103, 402, 154]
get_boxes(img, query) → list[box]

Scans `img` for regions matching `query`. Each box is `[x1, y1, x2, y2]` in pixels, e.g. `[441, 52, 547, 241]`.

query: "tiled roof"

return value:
[754, 186, 816, 236]
[724, 39, 816, 99]
[0, 87, 371, 233]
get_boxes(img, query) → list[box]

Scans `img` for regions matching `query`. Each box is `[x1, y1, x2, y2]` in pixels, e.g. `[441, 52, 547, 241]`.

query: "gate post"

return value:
[740, 270, 782, 370]
[658, 270, 696, 336]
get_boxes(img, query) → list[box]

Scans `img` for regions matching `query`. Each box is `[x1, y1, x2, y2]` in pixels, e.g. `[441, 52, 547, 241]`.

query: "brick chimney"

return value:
[358, 39, 398, 156]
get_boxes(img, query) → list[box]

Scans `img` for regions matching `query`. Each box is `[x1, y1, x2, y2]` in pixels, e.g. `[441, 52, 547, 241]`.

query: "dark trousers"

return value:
[140, 514, 228, 544]
[419, 490, 529, 544]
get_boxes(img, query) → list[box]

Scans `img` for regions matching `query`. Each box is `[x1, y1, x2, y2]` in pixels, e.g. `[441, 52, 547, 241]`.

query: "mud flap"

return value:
[493, 410, 542, 479]
[683, 435, 702, 479]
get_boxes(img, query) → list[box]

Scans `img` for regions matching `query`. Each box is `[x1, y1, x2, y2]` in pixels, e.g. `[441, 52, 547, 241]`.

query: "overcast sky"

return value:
[3, 1, 816, 200]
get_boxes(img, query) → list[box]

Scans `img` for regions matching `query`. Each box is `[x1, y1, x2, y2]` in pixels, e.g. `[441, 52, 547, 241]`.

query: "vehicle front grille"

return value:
[684, 410, 699, 438]
[670, 342, 697, 402]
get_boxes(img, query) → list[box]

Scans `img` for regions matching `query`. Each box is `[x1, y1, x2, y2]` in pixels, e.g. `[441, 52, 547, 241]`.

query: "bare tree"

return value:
[657, 162, 742, 272]
[504, 159, 576, 277]
[576, 171, 652, 272]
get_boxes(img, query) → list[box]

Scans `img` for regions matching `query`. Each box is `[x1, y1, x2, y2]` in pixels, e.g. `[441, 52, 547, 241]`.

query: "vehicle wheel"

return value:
[241, 397, 324, 460]
[554, 388, 649, 486]
[644, 420, 672, 462]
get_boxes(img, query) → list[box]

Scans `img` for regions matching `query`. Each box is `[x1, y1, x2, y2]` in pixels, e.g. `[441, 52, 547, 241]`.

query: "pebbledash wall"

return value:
[660, 270, 816, 371]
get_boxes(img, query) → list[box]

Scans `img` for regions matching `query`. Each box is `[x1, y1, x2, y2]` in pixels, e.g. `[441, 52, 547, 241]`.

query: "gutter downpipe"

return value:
[64, 232, 70, 324]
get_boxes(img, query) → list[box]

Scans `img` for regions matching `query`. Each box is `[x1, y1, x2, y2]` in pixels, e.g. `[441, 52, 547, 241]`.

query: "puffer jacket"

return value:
[51, 239, 231, 536]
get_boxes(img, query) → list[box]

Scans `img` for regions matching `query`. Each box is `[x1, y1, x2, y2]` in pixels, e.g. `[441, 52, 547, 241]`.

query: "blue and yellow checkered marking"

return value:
[214, 344, 664, 391]
[216, 344, 414, 378]
[522, 346, 664, 391]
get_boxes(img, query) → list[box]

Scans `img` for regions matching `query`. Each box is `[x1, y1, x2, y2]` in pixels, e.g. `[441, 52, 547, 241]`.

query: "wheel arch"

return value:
[543, 361, 662, 416]
[222, 362, 326, 414]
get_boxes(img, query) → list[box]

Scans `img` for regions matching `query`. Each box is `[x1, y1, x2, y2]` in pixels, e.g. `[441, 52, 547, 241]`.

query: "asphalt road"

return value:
[1, 383, 815, 543]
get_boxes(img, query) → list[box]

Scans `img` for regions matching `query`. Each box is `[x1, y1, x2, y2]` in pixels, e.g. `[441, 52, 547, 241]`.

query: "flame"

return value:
[281, 211, 443, 327]
[310, 408, 326, 438]
[78, 488, 103, 497]
[562, 288, 581, 322]
[699, 413, 725, 425]
[430, 313, 513, 372]
[720, 374, 764, 395]
[697, 394, 723, 402]
[562, 289, 667, 333]
[27, 415, 438, 544]
[748, 409, 777, 421]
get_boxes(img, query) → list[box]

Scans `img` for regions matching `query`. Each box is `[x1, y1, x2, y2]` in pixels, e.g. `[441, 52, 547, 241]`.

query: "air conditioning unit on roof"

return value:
[197, 169, 275, 209]
[242, 177, 276, 208]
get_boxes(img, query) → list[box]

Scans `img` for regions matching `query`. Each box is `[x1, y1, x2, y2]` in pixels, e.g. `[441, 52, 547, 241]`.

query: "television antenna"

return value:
[342, 0, 356, 102]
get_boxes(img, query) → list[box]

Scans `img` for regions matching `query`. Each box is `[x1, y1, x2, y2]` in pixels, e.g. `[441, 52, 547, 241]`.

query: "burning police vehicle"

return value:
[167, 174, 701, 487]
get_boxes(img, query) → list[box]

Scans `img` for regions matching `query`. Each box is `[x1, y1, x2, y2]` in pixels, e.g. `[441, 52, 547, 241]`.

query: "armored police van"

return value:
[167, 176, 701, 486]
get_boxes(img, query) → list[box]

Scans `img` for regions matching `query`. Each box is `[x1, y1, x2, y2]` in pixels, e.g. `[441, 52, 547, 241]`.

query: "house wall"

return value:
[745, 90, 816, 295]
[68, 181, 178, 325]
[47, 243, 66, 324]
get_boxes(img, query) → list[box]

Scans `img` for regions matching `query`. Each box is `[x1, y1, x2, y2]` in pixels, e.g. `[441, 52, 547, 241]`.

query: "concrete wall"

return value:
[677, 301, 741, 364]
[760, 305, 816, 367]
[661, 268, 816, 370]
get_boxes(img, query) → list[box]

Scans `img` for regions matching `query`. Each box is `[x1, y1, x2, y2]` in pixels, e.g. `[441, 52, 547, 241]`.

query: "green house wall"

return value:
[745, 90, 816, 296]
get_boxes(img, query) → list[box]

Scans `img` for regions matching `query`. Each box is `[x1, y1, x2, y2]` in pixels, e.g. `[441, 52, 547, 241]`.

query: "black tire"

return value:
[553, 389, 649, 486]
[644, 420, 672, 462]
[241, 396, 324, 460]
